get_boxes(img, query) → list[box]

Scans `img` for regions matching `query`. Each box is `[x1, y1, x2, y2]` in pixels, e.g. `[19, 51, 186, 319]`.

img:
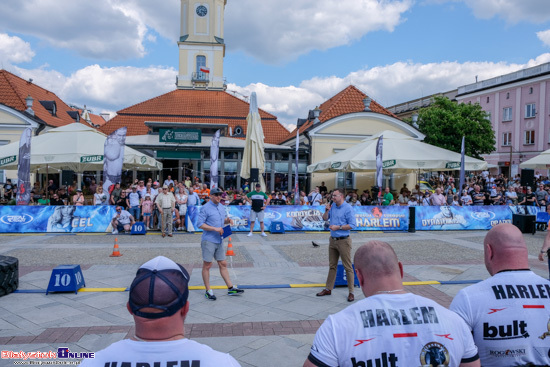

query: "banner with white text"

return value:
[414, 205, 512, 231]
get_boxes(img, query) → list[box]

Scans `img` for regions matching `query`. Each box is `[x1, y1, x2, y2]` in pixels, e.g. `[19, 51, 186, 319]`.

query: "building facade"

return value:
[456, 62, 550, 176]
[281, 85, 424, 192]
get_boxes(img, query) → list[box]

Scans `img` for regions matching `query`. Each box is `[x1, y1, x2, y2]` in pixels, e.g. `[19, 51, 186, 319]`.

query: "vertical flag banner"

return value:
[294, 129, 300, 204]
[16, 128, 32, 205]
[375, 135, 383, 201]
[210, 129, 220, 189]
[103, 127, 127, 193]
[459, 136, 465, 194]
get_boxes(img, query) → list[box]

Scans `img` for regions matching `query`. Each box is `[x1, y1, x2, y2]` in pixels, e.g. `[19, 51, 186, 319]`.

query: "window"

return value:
[506, 92, 510, 99]
[524, 130, 535, 145]
[337, 172, 354, 189]
[525, 103, 536, 118]
[502, 107, 512, 121]
[502, 132, 511, 146]
[486, 96, 490, 103]
[196, 55, 206, 73]
[529, 87, 533, 94]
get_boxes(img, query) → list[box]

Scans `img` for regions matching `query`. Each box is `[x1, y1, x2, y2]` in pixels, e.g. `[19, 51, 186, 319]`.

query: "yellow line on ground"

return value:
[79, 288, 127, 292]
[290, 283, 326, 288]
[403, 281, 441, 285]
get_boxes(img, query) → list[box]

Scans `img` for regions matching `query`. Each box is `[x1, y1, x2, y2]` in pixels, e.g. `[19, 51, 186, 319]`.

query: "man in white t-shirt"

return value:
[451, 223, 550, 367]
[304, 241, 480, 367]
[110, 206, 135, 234]
[79, 256, 240, 367]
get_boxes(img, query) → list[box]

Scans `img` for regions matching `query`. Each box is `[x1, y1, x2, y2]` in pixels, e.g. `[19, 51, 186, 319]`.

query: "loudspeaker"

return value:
[512, 213, 536, 234]
[250, 168, 259, 182]
[521, 169, 535, 189]
[61, 170, 74, 186]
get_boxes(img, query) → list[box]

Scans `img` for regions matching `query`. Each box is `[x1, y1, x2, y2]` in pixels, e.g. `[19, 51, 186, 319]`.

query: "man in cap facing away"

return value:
[78, 256, 241, 366]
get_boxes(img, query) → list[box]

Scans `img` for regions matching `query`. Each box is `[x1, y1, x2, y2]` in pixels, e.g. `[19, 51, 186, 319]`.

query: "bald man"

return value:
[305, 241, 480, 367]
[451, 223, 550, 367]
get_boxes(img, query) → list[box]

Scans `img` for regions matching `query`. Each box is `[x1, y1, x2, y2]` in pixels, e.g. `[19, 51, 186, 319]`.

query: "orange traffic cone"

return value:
[226, 237, 235, 256]
[110, 237, 122, 257]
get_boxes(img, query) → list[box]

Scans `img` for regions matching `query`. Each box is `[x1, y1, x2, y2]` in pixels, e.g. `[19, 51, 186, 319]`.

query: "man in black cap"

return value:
[79, 256, 241, 366]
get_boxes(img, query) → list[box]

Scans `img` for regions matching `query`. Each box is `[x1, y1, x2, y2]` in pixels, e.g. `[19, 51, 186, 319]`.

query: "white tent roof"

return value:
[0, 123, 162, 172]
[308, 130, 487, 173]
[520, 149, 550, 169]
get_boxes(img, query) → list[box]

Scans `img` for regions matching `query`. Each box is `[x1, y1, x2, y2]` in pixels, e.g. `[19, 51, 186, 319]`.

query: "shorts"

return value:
[143, 213, 151, 217]
[250, 210, 265, 222]
[201, 240, 226, 262]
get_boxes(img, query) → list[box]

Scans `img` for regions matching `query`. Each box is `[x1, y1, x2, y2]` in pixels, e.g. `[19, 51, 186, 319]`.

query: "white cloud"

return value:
[225, 0, 413, 64]
[0, 33, 35, 65]
[538, 29, 550, 47]
[10, 53, 550, 131]
[0, 0, 148, 60]
[12, 64, 176, 112]
[457, 0, 550, 23]
[229, 54, 550, 127]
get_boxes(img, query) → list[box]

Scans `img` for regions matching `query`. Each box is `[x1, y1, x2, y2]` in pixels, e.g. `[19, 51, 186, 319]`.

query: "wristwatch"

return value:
[340, 225, 343, 230]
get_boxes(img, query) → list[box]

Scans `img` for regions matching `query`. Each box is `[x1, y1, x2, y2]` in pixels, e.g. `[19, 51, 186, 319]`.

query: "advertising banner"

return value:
[0, 205, 116, 233]
[186, 205, 409, 232]
[16, 128, 32, 205]
[414, 205, 512, 230]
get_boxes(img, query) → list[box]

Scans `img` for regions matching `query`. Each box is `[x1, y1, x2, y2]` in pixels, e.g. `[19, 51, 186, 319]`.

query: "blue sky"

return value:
[1, 0, 550, 129]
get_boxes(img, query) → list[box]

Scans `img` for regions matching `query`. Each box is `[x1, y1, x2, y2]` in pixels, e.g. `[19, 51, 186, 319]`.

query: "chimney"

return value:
[312, 106, 321, 124]
[25, 95, 34, 116]
[363, 97, 372, 111]
[100, 113, 111, 122]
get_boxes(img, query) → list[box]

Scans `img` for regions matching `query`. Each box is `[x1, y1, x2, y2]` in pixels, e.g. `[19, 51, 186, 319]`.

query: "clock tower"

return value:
[177, 0, 227, 90]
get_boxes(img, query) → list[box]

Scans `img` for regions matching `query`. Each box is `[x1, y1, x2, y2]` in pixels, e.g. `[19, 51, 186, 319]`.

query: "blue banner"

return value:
[186, 205, 409, 232]
[0, 205, 116, 233]
[414, 205, 512, 231]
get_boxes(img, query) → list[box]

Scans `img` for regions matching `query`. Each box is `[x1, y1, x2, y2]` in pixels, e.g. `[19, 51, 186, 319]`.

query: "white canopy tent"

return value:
[240, 92, 266, 191]
[520, 149, 550, 170]
[307, 130, 488, 173]
[0, 123, 162, 174]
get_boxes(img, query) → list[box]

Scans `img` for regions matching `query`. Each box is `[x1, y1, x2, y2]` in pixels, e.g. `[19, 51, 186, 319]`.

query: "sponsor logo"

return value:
[483, 320, 529, 340]
[383, 159, 396, 168]
[140, 156, 147, 164]
[80, 155, 103, 163]
[445, 162, 461, 169]
[435, 334, 453, 340]
[354, 338, 375, 347]
[0, 155, 16, 166]
[0, 214, 33, 225]
[331, 162, 341, 169]
[489, 348, 527, 358]
[419, 342, 450, 366]
[265, 211, 282, 221]
[470, 211, 496, 221]
[351, 353, 398, 367]
[488, 308, 506, 314]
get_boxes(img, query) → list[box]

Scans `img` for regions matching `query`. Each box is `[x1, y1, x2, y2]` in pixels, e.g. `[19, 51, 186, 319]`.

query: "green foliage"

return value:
[417, 96, 495, 159]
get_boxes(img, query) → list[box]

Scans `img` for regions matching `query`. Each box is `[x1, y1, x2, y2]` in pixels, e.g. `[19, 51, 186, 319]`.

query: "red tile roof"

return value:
[280, 85, 398, 143]
[0, 70, 79, 127]
[100, 89, 290, 145]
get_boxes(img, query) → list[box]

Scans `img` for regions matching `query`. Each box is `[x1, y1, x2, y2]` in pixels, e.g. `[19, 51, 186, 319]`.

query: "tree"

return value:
[417, 96, 495, 159]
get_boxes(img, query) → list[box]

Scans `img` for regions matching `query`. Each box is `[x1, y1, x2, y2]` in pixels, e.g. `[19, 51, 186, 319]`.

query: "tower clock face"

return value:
[196, 5, 207, 17]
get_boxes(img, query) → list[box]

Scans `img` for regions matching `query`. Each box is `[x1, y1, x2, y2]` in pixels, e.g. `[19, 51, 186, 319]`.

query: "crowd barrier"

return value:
[0, 204, 544, 233]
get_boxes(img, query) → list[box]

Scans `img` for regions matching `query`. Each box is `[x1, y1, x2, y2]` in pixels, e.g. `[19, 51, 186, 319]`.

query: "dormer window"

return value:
[67, 111, 80, 122]
[39, 100, 57, 116]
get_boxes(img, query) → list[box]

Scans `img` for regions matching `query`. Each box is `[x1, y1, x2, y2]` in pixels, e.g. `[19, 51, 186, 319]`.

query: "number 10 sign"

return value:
[46, 265, 86, 294]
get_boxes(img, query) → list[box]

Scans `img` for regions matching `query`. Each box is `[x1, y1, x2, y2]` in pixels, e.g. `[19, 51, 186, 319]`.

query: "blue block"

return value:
[270, 221, 285, 233]
[131, 222, 147, 235]
[334, 261, 359, 287]
[46, 265, 85, 295]
[536, 212, 549, 224]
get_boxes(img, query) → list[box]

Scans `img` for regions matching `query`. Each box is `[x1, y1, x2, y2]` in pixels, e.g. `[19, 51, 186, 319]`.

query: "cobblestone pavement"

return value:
[0, 230, 549, 367]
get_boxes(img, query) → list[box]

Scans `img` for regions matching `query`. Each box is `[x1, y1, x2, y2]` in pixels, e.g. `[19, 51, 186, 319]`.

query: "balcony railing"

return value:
[192, 72, 209, 83]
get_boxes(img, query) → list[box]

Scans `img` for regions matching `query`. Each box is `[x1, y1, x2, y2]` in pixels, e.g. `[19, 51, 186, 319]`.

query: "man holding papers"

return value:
[197, 187, 244, 301]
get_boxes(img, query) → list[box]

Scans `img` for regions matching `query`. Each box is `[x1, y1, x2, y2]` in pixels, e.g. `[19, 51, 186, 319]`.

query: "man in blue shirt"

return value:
[316, 188, 357, 302]
[197, 187, 244, 301]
